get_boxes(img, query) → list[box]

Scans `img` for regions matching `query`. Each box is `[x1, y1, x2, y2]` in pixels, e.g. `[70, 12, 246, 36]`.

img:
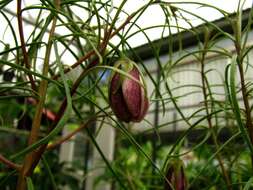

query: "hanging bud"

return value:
[109, 58, 149, 123]
[164, 159, 187, 190]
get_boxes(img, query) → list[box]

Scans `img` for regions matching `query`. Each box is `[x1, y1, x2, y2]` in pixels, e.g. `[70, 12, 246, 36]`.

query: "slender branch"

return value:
[17, 0, 36, 91]
[110, 13, 134, 38]
[238, 61, 253, 138]
[236, 46, 253, 170]
[234, 12, 253, 171]
[46, 119, 95, 150]
[200, 32, 232, 189]
[0, 154, 22, 171]
[51, 8, 137, 80]
[16, 0, 60, 189]
[52, 49, 95, 80]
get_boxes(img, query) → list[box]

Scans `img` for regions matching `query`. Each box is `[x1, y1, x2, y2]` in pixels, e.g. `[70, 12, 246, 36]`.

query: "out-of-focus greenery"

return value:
[96, 141, 253, 190]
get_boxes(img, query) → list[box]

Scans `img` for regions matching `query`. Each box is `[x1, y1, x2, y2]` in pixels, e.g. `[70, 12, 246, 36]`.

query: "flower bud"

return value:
[109, 58, 149, 123]
[164, 159, 187, 190]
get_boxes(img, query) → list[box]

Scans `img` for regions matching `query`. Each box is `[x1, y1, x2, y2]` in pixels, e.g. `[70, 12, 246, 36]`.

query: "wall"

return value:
[133, 30, 253, 134]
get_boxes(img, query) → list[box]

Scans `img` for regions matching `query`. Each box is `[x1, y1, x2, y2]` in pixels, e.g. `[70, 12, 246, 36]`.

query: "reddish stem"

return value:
[17, 0, 36, 91]
[0, 154, 21, 171]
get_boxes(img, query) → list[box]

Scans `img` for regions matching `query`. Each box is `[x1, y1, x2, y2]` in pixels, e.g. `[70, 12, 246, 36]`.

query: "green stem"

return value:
[16, 1, 60, 189]
[234, 11, 253, 171]
[236, 48, 253, 170]
[200, 31, 231, 189]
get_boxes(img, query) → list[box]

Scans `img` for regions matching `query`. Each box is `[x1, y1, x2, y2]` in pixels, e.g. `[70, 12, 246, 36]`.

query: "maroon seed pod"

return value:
[109, 59, 149, 123]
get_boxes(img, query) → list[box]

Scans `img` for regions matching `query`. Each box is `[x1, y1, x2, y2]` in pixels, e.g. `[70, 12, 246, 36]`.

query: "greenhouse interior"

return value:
[1, 0, 253, 189]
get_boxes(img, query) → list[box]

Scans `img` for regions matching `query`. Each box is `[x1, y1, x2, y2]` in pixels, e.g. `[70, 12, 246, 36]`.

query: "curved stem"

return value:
[0, 154, 21, 171]
[16, 0, 60, 189]
[200, 33, 232, 189]
[234, 10, 253, 172]
[17, 0, 36, 91]
[236, 45, 253, 171]
[51, 2, 142, 80]
[46, 118, 95, 150]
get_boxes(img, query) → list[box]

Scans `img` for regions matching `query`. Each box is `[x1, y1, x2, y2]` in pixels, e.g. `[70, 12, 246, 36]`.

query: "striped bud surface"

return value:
[164, 159, 187, 190]
[109, 59, 149, 123]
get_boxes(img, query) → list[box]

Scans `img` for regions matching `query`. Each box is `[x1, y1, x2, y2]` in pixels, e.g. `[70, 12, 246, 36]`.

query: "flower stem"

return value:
[16, 0, 60, 189]
[200, 30, 232, 190]
[17, 0, 36, 91]
[0, 154, 21, 171]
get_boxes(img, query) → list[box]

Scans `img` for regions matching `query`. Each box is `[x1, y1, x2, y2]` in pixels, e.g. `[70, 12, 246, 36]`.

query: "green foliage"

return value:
[0, 0, 253, 189]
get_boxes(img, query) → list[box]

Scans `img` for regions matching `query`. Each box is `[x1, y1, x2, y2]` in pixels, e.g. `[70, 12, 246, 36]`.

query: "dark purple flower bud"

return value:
[164, 159, 187, 190]
[109, 59, 149, 123]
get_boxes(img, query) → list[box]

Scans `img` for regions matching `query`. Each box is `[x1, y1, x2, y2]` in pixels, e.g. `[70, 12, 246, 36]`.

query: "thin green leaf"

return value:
[26, 177, 34, 190]
[243, 177, 253, 190]
[42, 156, 57, 190]
[229, 56, 253, 153]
